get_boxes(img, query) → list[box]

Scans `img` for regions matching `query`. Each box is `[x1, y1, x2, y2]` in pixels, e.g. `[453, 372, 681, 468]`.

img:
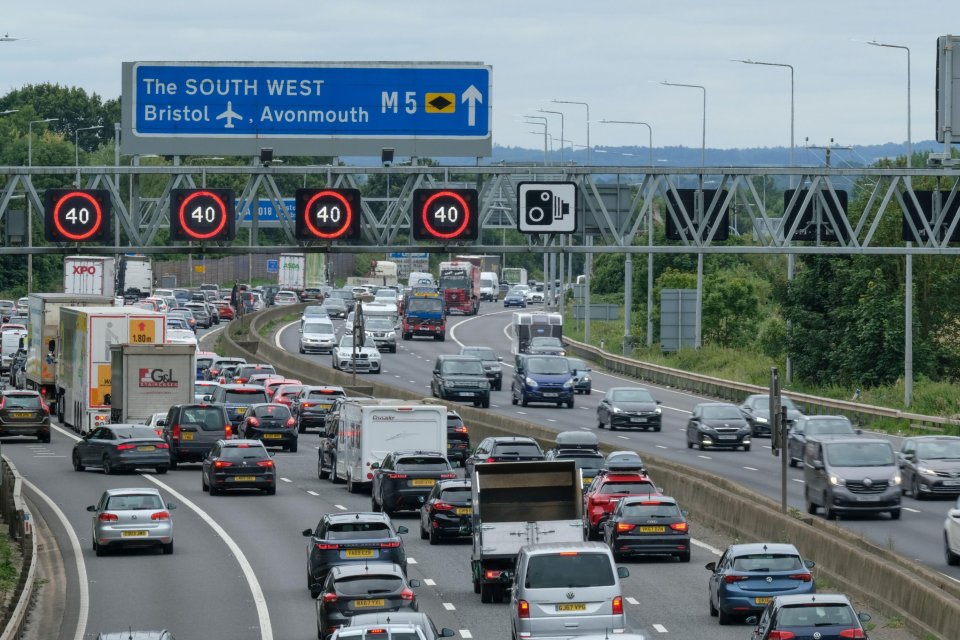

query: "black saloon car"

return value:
[240, 403, 299, 452]
[419, 479, 472, 544]
[201, 439, 276, 495]
[303, 512, 409, 598]
[602, 495, 690, 562]
[296, 386, 346, 433]
[371, 451, 456, 514]
[596, 387, 662, 431]
[687, 402, 752, 451]
[739, 394, 803, 437]
[315, 563, 419, 640]
[463, 436, 545, 478]
[73, 425, 170, 475]
[0, 390, 51, 442]
[445, 411, 470, 466]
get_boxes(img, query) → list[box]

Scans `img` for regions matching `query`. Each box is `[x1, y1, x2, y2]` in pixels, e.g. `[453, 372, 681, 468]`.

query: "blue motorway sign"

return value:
[121, 62, 492, 157]
[237, 198, 294, 228]
[266, 259, 279, 274]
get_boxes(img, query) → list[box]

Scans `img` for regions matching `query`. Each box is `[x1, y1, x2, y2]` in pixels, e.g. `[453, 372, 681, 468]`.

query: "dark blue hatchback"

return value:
[748, 594, 870, 640]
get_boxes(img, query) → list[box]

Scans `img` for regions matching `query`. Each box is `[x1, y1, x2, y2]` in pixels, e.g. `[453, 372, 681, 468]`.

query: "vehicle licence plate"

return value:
[755, 597, 772, 605]
[353, 599, 385, 608]
[11, 412, 32, 418]
[630, 418, 646, 423]
[719, 435, 737, 440]
[944, 480, 960, 487]
[345, 549, 375, 558]
[235, 407, 247, 415]
[412, 479, 435, 487]
[233, 475, 256, 482]
[639, 526, 666, 533]
[181, 432, 194, 441]
[459, 392, 475, 397]
[262, 433, 283, 439]
[121, 530, 148, 537]
[543, 392, 558, 397]
[455, 507, 473, 515]
[557, 603, 587, 612]
[138, 445, 156, 452]
[319, 404, 332, 411]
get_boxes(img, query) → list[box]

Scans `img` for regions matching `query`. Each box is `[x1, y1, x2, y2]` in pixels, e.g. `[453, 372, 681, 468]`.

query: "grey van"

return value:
[510, 542, 629, 639]
[803, 436, 901, 520]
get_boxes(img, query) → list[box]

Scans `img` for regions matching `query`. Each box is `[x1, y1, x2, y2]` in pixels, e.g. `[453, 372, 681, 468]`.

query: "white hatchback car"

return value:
[946, 497, 960, 565]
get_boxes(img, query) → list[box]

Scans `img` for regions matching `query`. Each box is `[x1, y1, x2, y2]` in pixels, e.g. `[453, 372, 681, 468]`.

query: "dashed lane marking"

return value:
[460, 631, 473, 639]
[697, 455, 711, 460]
[617, 435, 630, 440]
[792, 479, 805, 484]
[443, 602, 456, 611]
[626, 597, 639, 605]
[656, 445, 668, 449]
[307, 490, 319, 496]
[280, 477, 291, 483]
[653, 624, 668, 633]
[903, 507, 921, 513]
[743, 466, 758, 471]
[424, 578, 436, 586]
[335, 504, 347, 511]
[408, 557, 418, 564]
[691, 538, 723, 555]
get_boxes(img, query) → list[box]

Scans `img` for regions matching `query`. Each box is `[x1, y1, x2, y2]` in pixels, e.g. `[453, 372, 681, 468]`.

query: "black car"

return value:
[524, 336, 565, 356]
[233, 363, 277, 385]
[209, 384, 269, 426]
[240, 403, 299, 452]
[458, 346, 503, 391]
[72, 424, 170, 475]
[430, 355, 491, 408]
[739, 394, 803, 437]
[371, 451, 456, 514]
[596, 387, 662, 431]
[320, 299, 348, 320]
[898, 435, 960, 498]
[303, 512, 409, 598]
[602, 495, 691, 562]
[686, 402, 752, 451]
[446, 411, 470, 466]
[567, 357, 593, 395]
[747, 594, 872, 640]
[163, 403, 231, 467]
[463, 436, 545, 478]
[787, 415, 859, 467]
[419, 479, 472, 544]
[184, 302, 212, 329]
[316, 563, 419, 640]
[0, 390, 51, 442]
[201, 439, 276, 495]
[295, 385, 346, 433]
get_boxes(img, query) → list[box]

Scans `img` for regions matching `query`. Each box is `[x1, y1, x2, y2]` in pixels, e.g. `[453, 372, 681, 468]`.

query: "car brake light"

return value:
[248, 417, 260, 427]
[559, 551, 578, 556]
[367, 630, 387, 636]
[213, 460, 233, 468]
[485, 457, 496, 463]
[433, 502, 454, 511]
[316, 543, 339, 550]
[518, 599, 530, 618]
[440, 473, 456, 479]
[98, 513, 118, 522]
[769, 632, 796, 640]
[838, 630, 866, 639]
[322, 592, 338, 603]
[156, 442, 169, 449]
[172, 424, 181, 440]
[225, 425, 232, 439]
[257, 460, 274, 468]
[380, 541, 401, 549]
[485, 570, 502, 579]
[616, 523, 636, 533]
[388, 473, 408, 479]
[612, 595, 623, 615]
[116, 443, 136, 451]
[724, 575, 749, 584]
[400, 587, 415, 601]
[788, 573, 812, 582]
[286, 417, 296, 427]
[302, 402, 315, 408]
[454, 426, 468, 433]
[670, 522, 689, 532]
[151, 511, 170, 521]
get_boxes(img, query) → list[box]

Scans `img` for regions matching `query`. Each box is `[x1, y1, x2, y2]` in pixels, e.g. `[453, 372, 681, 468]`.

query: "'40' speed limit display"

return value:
[295, 188, 362, 240]
[412, 188, 479, 241]
[170, 189, 236, 241]
[44, 189, 111, 243]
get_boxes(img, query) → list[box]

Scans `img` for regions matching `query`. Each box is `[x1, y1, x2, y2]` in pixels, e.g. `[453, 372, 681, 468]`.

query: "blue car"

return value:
[510, 354, 574, 408]
[707, 543, 815, 625]
[748, 594, 871, 640]
[503, 291, 526, 307]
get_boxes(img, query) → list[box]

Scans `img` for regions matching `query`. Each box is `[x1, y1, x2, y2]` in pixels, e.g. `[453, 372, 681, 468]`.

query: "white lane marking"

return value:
[656, 445, 668, 449]
[516, 411, 527, 415]
[280, 477, 291, 483]
[691, 538, 723, 555]
[743, 466, 758, 471]
[939, 572, 960, 584]
[626, 596, 640, 605]
[307, 490, 319, 496]
[547, 419, 557, 423]
[424, 578, 436, 586]
[275, 319, 300, 350]
[335, 504, 347, 511]
[580, 427, 591, 431]
[697, 455, 711, 460]
[22, 476, 89, 640]
[141, 474, 274, 640]
[617, 435, 630, 440]
[580, 406, 590, 410]
[792, 478, 805, 484]
[491, 404, 500, 408]
[408, 557, 418, 564]
[443, 602, 456, 611]
[763, 445, 772, 450]
[903, 507, 921, 513]
[451, 308, 516, 347]
[460, 631, 473, 639]
[394, 375, 401, 378]
[653, 624, 668, 633]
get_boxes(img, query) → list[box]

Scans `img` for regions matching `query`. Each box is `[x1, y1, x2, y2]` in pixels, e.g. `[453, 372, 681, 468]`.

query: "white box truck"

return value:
[64, 256, 116, 297]
[118, 255, 153, 298]
[109, 343, 196, 425]
[334, 400, 447, 492]
[56, 306, 166, 433]
[279, 253, 306, 291]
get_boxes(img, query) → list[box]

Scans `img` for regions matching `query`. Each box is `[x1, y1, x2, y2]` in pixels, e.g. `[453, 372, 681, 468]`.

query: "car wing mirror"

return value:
[302, 528, 313, 537]
[408, 578, 421, 588]
[85, 505, 96, 512]
[167, 502, 177, 510]
[203, 395, 212, 402]
[855, 428, 863, 435]
[704, 561, 717, 572]
[370, 462, 380, 470]
[858, 612, 872, 623]
[656, 400, 662, 405]
[745, 616, 758, 625]
[497, 356, 503, 361]
[681, 510, 689, 517]
[396, 525, 408, 534]
[811, 460, 824, 470]
[440, 629, 456, 638]
[803, 559, 816, 569]
[616, 566, 630, 578]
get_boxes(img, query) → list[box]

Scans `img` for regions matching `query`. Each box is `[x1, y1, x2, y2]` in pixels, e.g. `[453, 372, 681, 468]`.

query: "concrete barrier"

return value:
[230, 309, 960, 640]
[0, 457, 37, 640]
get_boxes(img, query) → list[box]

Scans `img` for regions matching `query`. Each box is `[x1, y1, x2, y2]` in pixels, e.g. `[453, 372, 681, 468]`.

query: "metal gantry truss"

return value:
[1, 164, 960, 255]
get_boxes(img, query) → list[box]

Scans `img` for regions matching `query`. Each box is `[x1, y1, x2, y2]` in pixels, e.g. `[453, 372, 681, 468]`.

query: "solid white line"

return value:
[424, 578, 436, 586]
[443, 602, 456, 611]
[903, 507, 921, 513]
[697, 455, 711, 460]
[617, 435, 629, 440]
[792, 478, 805, 484]
[22, 477, 89, 640]
[335, 504, 347, 511]
[280, 477, 292, 483]
[691, 538, 723, 555]
[407, 557, 418, 564]
[491, 404, 500, 408]
[546, 419, 557, 423]
[460, 631, 473, 639]
[517, 411, 527, 415]
[653, 623, 668, 633]
[939, 571, 960, 584]
[307, 490, 319, 496]
[141, 474, 273, 640]
[743, 466, 759, 471]
[655, 445, 668, 449]
[274, 320, 299, 351]
[625, 596, 639, 605]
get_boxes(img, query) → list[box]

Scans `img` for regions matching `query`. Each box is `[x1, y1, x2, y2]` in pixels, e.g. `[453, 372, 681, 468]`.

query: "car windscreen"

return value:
[2, 394, 41, 409]
[439, 488, 472, 502]
[916, 439, 960, 460]
[610, 389, 654, 403]
[524, 552, 615, 589]
[442, 360, 484, 376]
[525, 358, 569, 375]
[180, 407, 227, 430]
[599, 481, 656, 494]
[492, 443, 543, 457]
[111, 426, 159, 440]
[463, 347, 497, 361]
[220, 444, 269, 460]
[252, 405, 291, 419]
[778, 604, 855, 626]
[825, 442, 895, 467]
[566, 358, 587, 371]
[224, 390, 268, 404]
[240, 366, 276, 377]
[804, 419, 854, 436]
[556, 453, 604, 470]
[621, 502, 680, 518]
[326, 522, 393, 540]
[106, 494, 163, 511]
[334, 574, 404, 596]
[530, 337, 561, 347]
[395, 457, 449, 471]
[731, 553, 803, 572]
[304, 322, 335, 334]
[366, 318, 394, 330]
[405, 298, 442, 313]
[307, 389, 344, 399]
[701, 405, 743, 420]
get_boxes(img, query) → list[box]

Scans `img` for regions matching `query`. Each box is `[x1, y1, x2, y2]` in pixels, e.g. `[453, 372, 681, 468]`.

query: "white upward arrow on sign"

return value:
[461, 85, 483, 127]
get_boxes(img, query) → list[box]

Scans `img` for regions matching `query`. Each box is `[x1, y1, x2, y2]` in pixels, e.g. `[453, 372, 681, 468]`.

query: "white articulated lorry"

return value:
[109, 343, 196, 425]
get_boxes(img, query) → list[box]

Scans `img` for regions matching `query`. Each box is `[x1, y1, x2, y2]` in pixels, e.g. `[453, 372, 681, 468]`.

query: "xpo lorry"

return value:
[64, 256, 116, 297]
[56, 306, 165, 433]
[109, 343, 196, 425]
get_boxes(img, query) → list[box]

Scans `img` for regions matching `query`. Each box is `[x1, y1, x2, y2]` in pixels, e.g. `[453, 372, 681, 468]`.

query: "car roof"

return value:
[620, 495, 677, 506]
[332, 562, 405, 578]
[490, 436, 538, 444]
[436, 479, 471, 490]
[326, 511, 393, 524]
[1, 389, 39, 396]
[696, 401, 739, 407]
[773, 593, 853, 606]
[391, 450, 445, 457]
[220, 384, 266, 390]
[103, 487, 163, 497]
[348, 611, 431, 625]
[521, 541, 611, 556]
[727, 542, 800, 556]
[219, 439, 267, 448]
[808, 436, 889, 445]
[907, 435, 960, 442]
[97, 632, 173, 640]
[302, 385, 345, 392]
[438, 354, 480, 361]
[597, 473, 652, 481]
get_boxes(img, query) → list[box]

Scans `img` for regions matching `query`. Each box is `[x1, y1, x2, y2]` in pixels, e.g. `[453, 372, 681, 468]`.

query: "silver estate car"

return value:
[87, 487, 176, 556]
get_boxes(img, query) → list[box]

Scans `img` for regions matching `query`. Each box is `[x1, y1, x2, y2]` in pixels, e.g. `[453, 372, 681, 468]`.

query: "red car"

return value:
[584, 470, 660, 539]
[264, 378, 301, 400]
[217, 302, 235, 321]
[273, 384, 304, 407]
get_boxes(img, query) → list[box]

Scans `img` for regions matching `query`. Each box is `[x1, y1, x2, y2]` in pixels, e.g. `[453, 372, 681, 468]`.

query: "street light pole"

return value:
[599, 120, 653, 166]
[524, 116, 549, 164]
[868, 39, 912, 406]
[538, 109, 565, 164]
[28, 118, 60, 294]
[553, 100, 590, 164]
[75, 125, 105, 187]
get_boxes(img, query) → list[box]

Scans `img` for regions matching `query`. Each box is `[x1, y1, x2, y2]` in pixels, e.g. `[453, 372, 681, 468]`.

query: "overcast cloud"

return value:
[1, 1, 953, 153]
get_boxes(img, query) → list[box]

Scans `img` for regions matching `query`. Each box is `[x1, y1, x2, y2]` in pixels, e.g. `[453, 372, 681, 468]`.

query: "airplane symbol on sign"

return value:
[216, 101, 243, 129]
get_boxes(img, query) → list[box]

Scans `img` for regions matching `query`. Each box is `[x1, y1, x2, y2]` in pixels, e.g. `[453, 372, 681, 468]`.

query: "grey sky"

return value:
[1, 1, 952, 153]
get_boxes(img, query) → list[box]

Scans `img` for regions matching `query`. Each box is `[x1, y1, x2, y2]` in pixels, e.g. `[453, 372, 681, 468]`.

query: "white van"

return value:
[1, 328, 27, 374]
[480, 272, 500, 301]
[407, 271, 436, 289]
[335, 400, 447, 492]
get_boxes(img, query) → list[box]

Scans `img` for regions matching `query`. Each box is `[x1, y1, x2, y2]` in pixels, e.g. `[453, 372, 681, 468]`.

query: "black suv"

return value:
[430, 355, 490, 408]
[463, 436, 545, 478]
[163, 403, 231, 467]
[209, 384, 269, 426]
[371, 451, 456, 514]
[295, 386, 346, 433]
[446, 411, 470, 466]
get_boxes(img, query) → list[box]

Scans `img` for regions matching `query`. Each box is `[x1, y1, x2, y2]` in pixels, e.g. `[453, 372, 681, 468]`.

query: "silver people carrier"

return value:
[510, 541, 630, 639]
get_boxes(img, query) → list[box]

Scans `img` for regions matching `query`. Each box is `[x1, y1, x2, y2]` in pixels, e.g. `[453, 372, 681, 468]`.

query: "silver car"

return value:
[510, 542, 629, 639]
[301, 319, 338, 354]
[87, 487, 176, 556]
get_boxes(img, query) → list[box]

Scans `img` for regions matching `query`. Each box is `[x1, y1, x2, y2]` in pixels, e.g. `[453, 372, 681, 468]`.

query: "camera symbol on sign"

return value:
[525, 189, 570, 226]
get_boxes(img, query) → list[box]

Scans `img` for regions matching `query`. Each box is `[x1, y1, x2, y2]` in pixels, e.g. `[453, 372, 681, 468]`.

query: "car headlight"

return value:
[581, 375, 590, 382]
[917, 466, 936, 477]
[612, 407, 623, 414]
[755, 416, 769, 424]
[655, 407, 662, 415]
[563, 379, 573, 389]
[559, 350, 566, 356]
[525, 377, 538, 387]
[829, 475, 846, 486]
[443, 380, 455, 388]
[892, 474, 902, 485]
[479, 380, 490, 389]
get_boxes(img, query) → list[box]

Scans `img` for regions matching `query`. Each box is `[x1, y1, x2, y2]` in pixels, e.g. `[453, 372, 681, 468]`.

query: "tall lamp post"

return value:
[28, 118, 60, 294]
[538, 109, 565, 164]
[867, 39, 913, 406]
[523, 116, 549, 165]
[553, 99, 590, 164]
[660, 81, 707, 348]
[75, 125, 104, 187]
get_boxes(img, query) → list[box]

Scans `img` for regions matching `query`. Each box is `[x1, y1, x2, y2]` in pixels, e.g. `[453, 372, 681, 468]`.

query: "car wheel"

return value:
[742, 445, 751, 452]
[718, 607, 735, 625]
[428, 524, 439, 545]
[494, 382, 502, 391]
[912, 476, 923, 500]
[698, 439, 706, 451]
[586, 388, 592, 395]
[420, 519, 429, 540]
[482, 397, 490, 409]
[265, 486, 276, 495]
[72, 450, 85, 472]
[511, 389, 518, 406]
[709, 595, 718, 617]
[347, 474, 358, 493]
[520, 391, 528, 407]
[202, 472, 209, 492]
[102, 456, 115, 475]
[38, 432, 51, 443]
[677, 550, 691, 563]
[162, 541, 174, 555]
[889, 508, 901, 520]
[371, 496, 381, 512]
[155, 466, 168, 475]
[480, 582, 493, 604]
[566, 399, 574, 409]
[804, 488, 817, 515]
[95, 540, 107, 557]
[289, 441, 299, 453]
[946, 534, 960, 566]
[318, 460, 329, 480]
[788, 456, 797, 468]
[169, 456, 179, 470]
[210, 482, 221, 496]
[597, 418, 604, 429]
[609, 422, 617, 431]
[824, 497, 837, 521]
